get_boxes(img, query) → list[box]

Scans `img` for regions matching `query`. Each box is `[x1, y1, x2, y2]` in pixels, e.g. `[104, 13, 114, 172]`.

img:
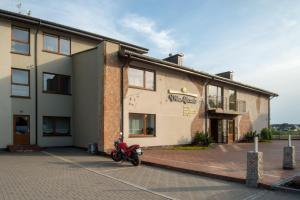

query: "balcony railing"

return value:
[207, 96, 246, 113]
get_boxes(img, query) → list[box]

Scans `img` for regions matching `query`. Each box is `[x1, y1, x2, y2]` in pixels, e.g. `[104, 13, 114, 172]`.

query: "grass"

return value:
[259, 140, 272, 143]
[171, 145, 210, 150]
[272, 131, 300, 135]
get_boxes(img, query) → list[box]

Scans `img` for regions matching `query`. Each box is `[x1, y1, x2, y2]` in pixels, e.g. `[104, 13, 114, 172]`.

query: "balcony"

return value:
[207, 96, 246, 115]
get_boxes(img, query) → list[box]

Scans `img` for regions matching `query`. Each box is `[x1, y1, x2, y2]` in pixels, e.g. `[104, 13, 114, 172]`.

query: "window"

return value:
[229, 89, 237, 111]
[11, 26, 30, 55]
[43, 116, 71, 136]
[128, 67, 155, 90]
[11, 68, 30, 98]
[43, 73, 71, 95]
[208, 85, 223, 109]
[129, 113, 155, 137]
[43, 33, 70, 55]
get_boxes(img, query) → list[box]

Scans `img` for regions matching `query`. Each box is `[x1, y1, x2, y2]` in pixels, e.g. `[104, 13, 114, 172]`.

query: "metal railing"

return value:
[207, 96, 246, 113]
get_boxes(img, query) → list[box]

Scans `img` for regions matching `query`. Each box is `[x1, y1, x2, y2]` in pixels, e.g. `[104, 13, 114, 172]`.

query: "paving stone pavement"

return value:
[0, 148, 299, 200]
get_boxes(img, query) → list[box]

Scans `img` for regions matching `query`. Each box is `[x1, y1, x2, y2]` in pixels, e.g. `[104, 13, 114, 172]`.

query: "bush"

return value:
[244, 131, 257, 142]
[193, 132, 212, 146]
[260, 128, 273, 140]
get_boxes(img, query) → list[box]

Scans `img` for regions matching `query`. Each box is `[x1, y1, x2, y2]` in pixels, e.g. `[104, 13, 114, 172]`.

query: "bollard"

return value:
[283, 134, 296, 169]
[246, 136, 263, 187]
[254, 136, 258, 152]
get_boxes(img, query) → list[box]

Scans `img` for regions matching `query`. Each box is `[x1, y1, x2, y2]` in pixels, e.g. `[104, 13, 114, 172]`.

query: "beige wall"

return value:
[72, 44, 104, 149]
[236, 90, 269, 139]
[123, 61, 270, 147]
[124, 61, 205, 147]
[0, 19, 12, 148]
[1, 18, 99, 147]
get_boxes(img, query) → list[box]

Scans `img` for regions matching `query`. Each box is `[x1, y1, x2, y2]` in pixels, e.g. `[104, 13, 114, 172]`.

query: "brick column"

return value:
[102, 41, 122, 152]
[246, 151, 263, 187]
[283, 146, 296, 169]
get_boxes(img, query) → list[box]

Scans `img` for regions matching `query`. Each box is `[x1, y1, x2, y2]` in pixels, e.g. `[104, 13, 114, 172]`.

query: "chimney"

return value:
[163, 53, 184, 66]
[216, 71, 233, 80]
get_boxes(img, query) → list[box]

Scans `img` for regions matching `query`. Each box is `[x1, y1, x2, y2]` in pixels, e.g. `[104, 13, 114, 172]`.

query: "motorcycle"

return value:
[110, 138, 143, 166]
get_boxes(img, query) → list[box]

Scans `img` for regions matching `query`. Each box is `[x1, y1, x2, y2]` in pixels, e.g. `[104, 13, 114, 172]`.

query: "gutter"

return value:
[120, 55, 131, 141]
[35, 20, 41, 145]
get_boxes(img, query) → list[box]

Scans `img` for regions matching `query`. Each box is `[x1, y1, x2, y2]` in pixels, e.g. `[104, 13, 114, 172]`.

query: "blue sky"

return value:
[1, 0, 299, 124]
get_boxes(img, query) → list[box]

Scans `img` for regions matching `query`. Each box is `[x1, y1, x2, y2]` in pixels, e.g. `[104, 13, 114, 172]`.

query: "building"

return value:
[0, 9, 278, 152]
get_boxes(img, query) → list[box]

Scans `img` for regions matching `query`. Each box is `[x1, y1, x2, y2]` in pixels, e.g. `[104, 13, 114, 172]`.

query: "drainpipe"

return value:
[204, 79, 213, 134]
[35, 21, 41, 145]
[120, 55, 131, 142]
[268, 96, 275, 129]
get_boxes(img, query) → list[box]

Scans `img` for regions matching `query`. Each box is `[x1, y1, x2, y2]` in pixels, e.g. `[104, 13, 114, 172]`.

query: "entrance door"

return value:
[13, 115, 30, 145]
[227, 120, 235, 143]
[210, 119, 219, 142]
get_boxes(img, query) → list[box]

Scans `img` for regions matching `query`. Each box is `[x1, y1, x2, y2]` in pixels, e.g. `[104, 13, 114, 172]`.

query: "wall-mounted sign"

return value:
[168, 88, 198, 104]
[183, 106, 197, 116]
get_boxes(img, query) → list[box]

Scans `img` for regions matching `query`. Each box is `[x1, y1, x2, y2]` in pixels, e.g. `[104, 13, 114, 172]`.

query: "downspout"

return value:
[268, 96, 275, 129]
[35, 21, 41, 145]
[120, 55, 131, 142]
[204, 79, 213, 134]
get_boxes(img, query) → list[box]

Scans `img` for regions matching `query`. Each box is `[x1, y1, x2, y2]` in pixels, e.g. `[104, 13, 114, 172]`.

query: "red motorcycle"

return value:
[110, 138, 143, 166]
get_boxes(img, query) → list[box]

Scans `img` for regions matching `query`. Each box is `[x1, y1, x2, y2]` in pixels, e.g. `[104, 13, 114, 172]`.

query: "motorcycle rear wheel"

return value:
[111, 151, 122, 162]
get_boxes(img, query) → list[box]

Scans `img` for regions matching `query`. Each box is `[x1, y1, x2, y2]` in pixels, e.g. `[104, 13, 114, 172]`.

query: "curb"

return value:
[141, 160, 273, 190]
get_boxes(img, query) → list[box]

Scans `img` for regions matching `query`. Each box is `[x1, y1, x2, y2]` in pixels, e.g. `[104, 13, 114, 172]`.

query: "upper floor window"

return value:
[43, 73, 71, 95]
[208, 85, 223, 109]
[128, 67, 155, 90]
[11, 26, 30, 55]
[11, 68, 30, 98]
[43, 33, 70, 55]
[229, 89, 237, 111]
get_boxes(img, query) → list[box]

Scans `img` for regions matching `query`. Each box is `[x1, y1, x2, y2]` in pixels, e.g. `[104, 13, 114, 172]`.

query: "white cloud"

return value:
[121, 14, 177, 54]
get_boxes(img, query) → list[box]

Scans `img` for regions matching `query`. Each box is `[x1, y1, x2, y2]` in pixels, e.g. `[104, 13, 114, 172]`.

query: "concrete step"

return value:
[7, 145, 42, 152]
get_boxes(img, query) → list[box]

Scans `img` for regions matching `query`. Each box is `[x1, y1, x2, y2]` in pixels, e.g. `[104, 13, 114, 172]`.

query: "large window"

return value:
[11, 26, 30, 55]
[11, 68, 30, 98]
[43, 116, 71, 136]
[129, 113, 155, 137]
[43, 73, 71, 95]
[208, 85, 223, 109]
[128, 67, 155, 90]
[229, 89, 237, 111]
[43, 33, 70, 55]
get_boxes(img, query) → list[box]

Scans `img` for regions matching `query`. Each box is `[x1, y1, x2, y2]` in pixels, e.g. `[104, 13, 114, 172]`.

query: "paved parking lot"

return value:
[0, 148, 299, 200]
[143, 140, 300, 186]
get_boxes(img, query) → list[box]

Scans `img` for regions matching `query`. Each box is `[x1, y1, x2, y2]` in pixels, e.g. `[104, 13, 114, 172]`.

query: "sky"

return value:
[0, 0, 299, 124]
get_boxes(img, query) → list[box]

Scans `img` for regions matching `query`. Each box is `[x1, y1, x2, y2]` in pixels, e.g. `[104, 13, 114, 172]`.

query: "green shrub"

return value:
[193, 132, 212, 146]
[260, 128, 273, 140]
[244, 131, 257, 142]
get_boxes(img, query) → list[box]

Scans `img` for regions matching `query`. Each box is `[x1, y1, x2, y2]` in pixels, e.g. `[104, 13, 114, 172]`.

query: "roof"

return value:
[0, 9, 148, 54]
[0, 9, 278, 97]
[120, 50, 278, 97]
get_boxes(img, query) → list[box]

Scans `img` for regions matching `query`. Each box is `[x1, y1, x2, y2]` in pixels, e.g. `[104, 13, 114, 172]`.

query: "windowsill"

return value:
[43, 134, 72, 137]
[43, 91, 72, 96]
[129, 134, 155, 138]
[11, 51, 31, 56]
[128, 86, 156, 92]
[11, 95, 31, 99]
[42, 49, 70, 56]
